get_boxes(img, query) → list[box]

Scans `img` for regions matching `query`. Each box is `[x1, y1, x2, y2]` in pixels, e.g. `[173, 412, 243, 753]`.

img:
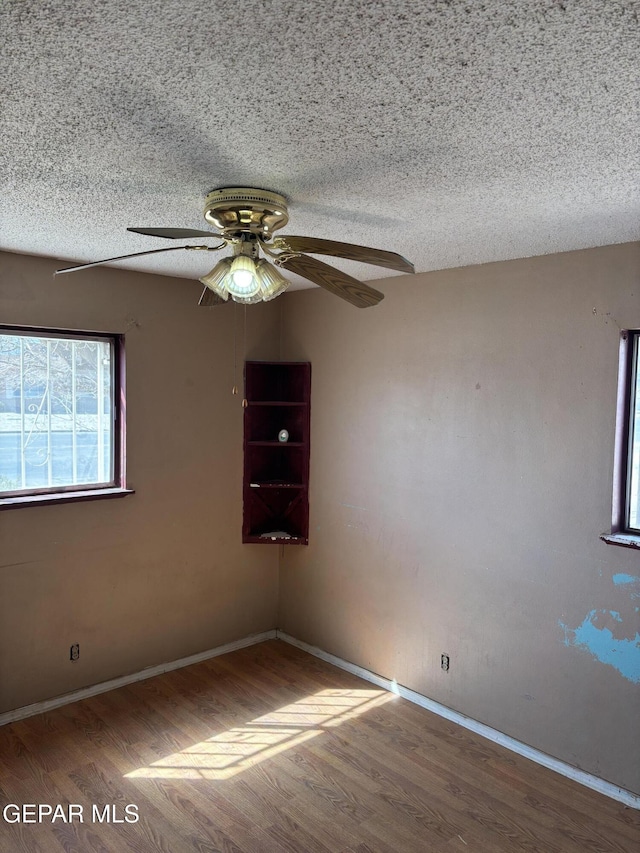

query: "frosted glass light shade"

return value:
[256, 260, 289, 301]
[199, 258, 232, 299]
[230, 289, 264, 305]
[227, 256, 261, 298]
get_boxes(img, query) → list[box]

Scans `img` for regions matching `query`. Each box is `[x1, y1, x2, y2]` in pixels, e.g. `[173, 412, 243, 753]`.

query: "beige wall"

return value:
[279, 242, 640, 795]
[0, 251, 280, 713]
[2, 244, 639, 796]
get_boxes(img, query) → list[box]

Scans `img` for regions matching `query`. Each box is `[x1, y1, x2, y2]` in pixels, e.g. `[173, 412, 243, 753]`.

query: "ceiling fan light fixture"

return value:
[57, 188, 411, 309]
[255, 259, 289, 301]
[199, 258, 232, 299]
[199, 255, 289, 304]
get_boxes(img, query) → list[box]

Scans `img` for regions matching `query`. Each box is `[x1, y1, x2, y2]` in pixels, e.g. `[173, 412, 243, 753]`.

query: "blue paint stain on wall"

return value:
[560, 610, 640, 684]
[612, 573, 640, 598]
[612, 573, 638, 585]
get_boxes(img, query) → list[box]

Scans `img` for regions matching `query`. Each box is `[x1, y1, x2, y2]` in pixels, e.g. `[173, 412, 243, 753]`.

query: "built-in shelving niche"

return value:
[243, 361, 310, 544]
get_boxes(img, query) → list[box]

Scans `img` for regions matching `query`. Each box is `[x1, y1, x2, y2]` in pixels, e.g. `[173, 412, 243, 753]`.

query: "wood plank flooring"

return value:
[0, 640, 638, 852]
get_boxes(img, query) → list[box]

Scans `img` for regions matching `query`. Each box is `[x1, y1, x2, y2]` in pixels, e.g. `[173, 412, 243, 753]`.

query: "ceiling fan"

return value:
[55, 187, 415, 309]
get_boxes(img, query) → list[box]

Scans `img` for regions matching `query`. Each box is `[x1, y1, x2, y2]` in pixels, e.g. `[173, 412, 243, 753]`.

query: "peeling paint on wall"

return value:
[612, 573, 640, 598]
[559, 572, 640, 683]
[560, 609, 640, 684]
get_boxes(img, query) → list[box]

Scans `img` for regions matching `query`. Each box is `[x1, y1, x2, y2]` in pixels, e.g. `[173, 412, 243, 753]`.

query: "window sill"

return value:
[0, 487, 134, 511]
[600, 532, 640, 550]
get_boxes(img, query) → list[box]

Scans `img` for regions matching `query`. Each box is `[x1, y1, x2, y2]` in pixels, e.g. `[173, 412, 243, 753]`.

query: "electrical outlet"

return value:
[70, 643, 80, 661]
[441, 653, 450, 672]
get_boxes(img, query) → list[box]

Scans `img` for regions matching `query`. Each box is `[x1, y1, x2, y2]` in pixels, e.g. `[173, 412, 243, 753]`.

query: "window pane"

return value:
[0, 332, 114, 494]
[628, 341, 640, 529]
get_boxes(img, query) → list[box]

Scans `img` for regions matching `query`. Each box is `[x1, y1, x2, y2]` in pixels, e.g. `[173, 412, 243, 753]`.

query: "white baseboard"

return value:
[277, 630, 640, 810]
[0, 630, 277, 728]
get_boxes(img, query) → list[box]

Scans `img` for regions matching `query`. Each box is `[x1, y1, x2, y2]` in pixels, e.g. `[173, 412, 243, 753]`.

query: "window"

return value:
[604, 329, 640, 547]
[0, 327, 130, 507]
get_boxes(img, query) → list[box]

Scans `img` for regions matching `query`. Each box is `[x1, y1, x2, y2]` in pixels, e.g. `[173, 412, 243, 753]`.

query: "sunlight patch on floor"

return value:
[125, 688, 393, 781]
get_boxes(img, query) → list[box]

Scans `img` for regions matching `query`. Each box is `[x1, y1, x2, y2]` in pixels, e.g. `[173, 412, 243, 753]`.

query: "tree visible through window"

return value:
[0, 328, 120, 498]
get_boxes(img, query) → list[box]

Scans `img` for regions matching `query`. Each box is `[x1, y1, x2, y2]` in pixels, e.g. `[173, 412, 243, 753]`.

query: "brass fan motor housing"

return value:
[204, 187, 289, 238]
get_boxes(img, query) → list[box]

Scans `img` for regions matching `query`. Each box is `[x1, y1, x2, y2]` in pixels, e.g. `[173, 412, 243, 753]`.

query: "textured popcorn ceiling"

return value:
[1, 0, 638, 291]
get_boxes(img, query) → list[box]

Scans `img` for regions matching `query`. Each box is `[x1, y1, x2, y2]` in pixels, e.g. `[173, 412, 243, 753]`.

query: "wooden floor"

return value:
[0, 640, 638, 853]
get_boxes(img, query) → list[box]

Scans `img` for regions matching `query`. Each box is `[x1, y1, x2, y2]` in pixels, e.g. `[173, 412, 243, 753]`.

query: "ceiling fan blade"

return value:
[278, 254, 384, 308]
[54, 245, 195, 275]
[127, 227, 220, 239]
[274, 236, 414, 274]
[198, 287, 227, 307]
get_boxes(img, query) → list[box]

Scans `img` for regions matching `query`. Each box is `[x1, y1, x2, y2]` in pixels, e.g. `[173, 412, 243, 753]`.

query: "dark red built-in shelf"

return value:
[243, 361, 311, 545]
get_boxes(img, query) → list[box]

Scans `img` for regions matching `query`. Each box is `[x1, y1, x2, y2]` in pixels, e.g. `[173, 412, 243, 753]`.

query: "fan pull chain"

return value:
[232, 301, 239, 397]
[242, 305, 248, 408]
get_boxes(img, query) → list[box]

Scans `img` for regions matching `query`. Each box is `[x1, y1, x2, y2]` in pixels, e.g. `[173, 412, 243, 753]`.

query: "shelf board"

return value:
[247, 401, 308, 407]
[244, 535, 308, 545]
[248, 482, 305, 489]
[248, 441, 303, 447]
